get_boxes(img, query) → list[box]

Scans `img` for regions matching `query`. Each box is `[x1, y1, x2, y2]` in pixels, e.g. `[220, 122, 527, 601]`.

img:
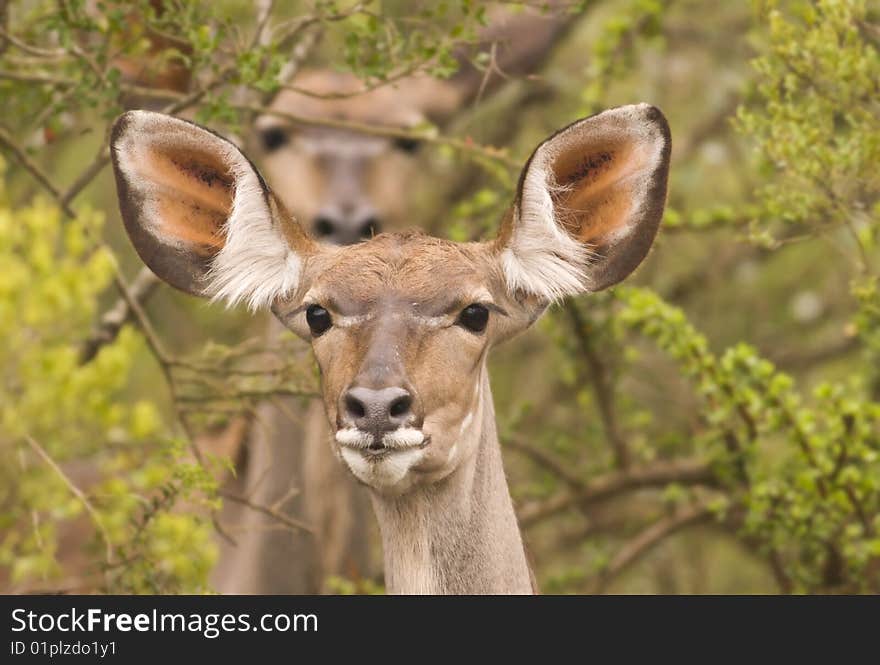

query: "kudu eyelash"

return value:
[481, 302, 509, 317]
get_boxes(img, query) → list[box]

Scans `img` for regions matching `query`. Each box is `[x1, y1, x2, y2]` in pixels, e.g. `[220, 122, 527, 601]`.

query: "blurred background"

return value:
[0, 0, 878, 594]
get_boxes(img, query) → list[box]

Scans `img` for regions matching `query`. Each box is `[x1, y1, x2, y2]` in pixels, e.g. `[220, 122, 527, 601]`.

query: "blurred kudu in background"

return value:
[211, 7, 578, 594]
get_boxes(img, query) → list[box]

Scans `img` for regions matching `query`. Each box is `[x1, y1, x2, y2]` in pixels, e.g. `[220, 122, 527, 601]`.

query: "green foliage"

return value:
[449, 187, 503, 241]
[324, 574, 385, 595]
[0, 162, 217, 592]
[617, 287, 880, 591]
[1, 0, 878, 595]
[580, 0, 668, 113]
[515, 0, 880, 588]
[736, 0, 880, 253]
[0, 0, 527, 165]
[853, 277, 880, 388]
[339, 1, 485, 81]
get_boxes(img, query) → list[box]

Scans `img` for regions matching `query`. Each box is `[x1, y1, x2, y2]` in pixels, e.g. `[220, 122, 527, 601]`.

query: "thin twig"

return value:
[80, 267, 161, 363]
[24, 436, 115, 566]
[0, 125, 72, 215]
[251, 0, 275, 49]
[218, 490, 314, 534]
[565, 302, 631, 469]
[60, 139, 111, 210]
[0, 24, 67, 58]
[0, 70, 71, 85]
[279, 63, 425, 99]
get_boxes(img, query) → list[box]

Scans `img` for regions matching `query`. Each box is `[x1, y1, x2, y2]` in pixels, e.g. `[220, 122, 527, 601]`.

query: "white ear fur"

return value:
[499, 103, 670, 302]
[204, 153, 303, 312]
[112, 111, 304, 311]
[500, 166, 594, 302]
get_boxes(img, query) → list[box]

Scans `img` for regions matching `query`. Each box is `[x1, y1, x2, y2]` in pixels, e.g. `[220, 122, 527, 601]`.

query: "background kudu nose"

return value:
[343, 386, 414, 440]
[312, 214, 381, 245]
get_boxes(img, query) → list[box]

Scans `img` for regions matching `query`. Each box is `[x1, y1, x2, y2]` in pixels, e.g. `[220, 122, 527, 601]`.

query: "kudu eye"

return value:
[392, 137, 421, 154]
[306, 304, 332, 336]
[260, 126, 288, 152]
[457, 304, 489, 333]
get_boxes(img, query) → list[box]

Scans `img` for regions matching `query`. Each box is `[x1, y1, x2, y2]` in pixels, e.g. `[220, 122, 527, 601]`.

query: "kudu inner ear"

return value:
[111, 110, 314, 310]
[498, 104, 671, 301]
[129, 143, 234, 254]
[550, 140, 644, 245]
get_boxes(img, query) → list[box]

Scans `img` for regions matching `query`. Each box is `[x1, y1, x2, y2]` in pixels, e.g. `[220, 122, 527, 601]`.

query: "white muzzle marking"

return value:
[335, 427, 427, 490]
[335, 427, 426, 450]
[334, 428, 373, 449]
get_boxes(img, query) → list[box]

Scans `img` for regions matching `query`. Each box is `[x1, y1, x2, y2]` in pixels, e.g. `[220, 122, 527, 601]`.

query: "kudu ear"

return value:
[110, 110, 316, 310]
[496, 104, 671, 301]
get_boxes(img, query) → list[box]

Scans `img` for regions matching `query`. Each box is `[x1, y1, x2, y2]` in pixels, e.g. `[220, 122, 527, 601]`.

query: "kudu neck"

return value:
[370, 369, 534, 594]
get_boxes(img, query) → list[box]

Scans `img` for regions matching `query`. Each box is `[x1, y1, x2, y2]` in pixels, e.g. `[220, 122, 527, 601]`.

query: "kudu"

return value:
[210, 71, 459, 594]
[109, 103, 671, 593]
[212, 7, 579, 593]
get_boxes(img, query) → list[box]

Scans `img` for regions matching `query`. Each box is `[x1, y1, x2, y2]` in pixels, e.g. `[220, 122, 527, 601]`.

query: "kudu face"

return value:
[275, 234, 531, 491]
[253, 71, 459, 245]
[110, 105, 670, 494]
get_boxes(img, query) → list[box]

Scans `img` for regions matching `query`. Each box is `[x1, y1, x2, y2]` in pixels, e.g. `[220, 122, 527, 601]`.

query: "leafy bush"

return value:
[0, 165, 217, 592]
[0, 0, 877, 593]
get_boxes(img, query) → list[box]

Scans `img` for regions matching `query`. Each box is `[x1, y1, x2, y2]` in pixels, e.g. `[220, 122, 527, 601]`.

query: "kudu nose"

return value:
[343, 386, 414, 443]
[312, 215, 381, 245]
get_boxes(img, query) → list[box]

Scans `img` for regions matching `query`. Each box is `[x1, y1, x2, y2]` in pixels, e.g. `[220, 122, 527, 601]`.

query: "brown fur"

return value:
[271, 235, 537, 593]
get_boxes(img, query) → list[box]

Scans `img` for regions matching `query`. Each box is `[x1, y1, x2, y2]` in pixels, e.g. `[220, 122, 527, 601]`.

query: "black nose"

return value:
[312, 216, 382, 245]
[342, 386, 414, 442]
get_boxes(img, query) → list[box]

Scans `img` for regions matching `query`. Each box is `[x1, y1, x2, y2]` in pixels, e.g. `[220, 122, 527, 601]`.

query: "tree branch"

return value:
[80, 267, 161, 362]
[565, 302, 631, 469]
[218, 490, 314, 534]
[519, 459, 716, 528]
[505, 437, 587, 490]
[590, 504, 714, 593]
[0, 125, 73, 216]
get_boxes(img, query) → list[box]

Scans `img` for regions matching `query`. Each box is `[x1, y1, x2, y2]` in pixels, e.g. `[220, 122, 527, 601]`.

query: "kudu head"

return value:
[250, 0, 576, 247]
[253, 70, 461, 245]
[110, 105, 670, 494]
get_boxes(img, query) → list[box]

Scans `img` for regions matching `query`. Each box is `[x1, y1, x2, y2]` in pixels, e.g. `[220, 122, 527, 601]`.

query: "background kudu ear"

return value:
[444, 1, 578, 111]
[110, 110, 315, 310]
[496, 104, 671, 301]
